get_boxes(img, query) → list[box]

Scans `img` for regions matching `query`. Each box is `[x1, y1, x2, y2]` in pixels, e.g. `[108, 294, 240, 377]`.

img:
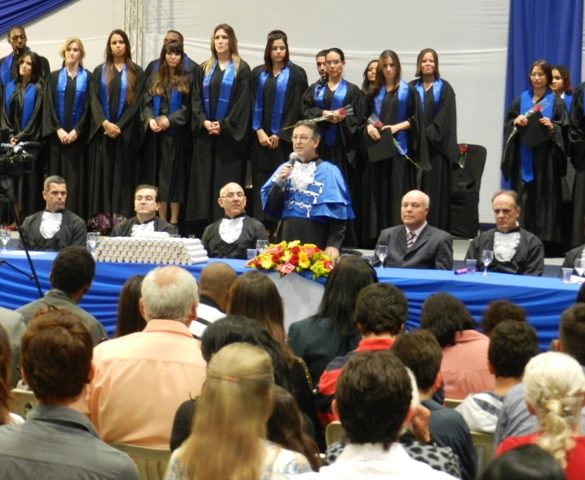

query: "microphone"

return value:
[288, 152, 299, 167]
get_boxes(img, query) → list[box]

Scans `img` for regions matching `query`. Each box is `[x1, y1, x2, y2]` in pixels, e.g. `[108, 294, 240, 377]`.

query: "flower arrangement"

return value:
[246, 241, 333, 279]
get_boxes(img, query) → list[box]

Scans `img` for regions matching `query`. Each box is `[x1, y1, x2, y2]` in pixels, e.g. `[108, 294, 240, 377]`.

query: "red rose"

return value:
[459, 144, 468, 155]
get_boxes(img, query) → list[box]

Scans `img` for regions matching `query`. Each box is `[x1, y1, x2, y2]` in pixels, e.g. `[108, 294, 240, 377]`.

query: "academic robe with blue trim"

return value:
[142, 72, 192, 204]
[42, 68, 92, 217]
[250, 62, 308, 219]
[185, 59, 252, 223]
[410, 78, 458, 232]
[86, 63, 145, 219]
[502, 91, 568, 244]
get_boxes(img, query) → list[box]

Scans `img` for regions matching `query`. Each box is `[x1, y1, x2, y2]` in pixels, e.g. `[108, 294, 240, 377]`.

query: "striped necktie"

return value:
[406, 231, 416, 249]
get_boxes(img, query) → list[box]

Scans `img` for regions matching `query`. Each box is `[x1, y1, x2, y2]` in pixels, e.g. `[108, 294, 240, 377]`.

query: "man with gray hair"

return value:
[375, 190, 453, 269]
[19, 175, 86, 251]
[86, 266, 206, 448]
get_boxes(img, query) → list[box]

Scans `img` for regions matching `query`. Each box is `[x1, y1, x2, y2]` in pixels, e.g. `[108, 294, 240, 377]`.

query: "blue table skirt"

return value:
[0, 252, 578, 350]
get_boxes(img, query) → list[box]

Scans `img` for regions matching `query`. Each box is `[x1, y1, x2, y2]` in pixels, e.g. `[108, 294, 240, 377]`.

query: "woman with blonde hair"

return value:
[497, 351, 585, 479]
[165, 342, 311, 479]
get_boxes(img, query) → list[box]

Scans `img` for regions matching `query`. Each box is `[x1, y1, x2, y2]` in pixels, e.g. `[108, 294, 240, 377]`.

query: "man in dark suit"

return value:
[375, 190, 453, 270]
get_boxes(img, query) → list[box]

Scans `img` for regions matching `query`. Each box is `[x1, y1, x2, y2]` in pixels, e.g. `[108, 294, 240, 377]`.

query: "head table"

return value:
[0, 251, 578, 350]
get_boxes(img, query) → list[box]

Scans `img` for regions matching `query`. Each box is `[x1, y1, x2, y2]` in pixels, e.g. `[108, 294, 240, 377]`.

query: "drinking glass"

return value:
[0, 229, 9, 252]
[575, 258, 585, 277]
[256, 239, 268, 254]
[87, 232, 99, 253]
[481, 249, 494, 276]
[375, 244, 388, 270]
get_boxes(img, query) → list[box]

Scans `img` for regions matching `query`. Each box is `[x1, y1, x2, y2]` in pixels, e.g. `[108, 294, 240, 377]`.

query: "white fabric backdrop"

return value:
[0, 0, 541, 225]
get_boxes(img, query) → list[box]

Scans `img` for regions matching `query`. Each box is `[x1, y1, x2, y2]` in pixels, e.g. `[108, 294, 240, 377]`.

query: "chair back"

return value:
[9, 388, 36, 419]
[325, 420, 344, 447]
[110, 442, 170, 480]
[444, 398, 463, 409]
[470, 430, 495, 475]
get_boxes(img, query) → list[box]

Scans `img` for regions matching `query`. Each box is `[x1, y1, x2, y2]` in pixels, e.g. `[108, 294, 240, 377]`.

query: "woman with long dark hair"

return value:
[143, 40, 191, 226]
[43, 37, 91, 216]
[251, 30, 307, 221]
[87, 29, 145, 230]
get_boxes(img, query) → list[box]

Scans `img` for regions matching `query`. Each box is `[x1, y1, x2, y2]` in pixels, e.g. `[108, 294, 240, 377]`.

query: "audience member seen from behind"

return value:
[0, 310, 139, 479]
[496, 352, 585, 480]
[166, 343, 312, 480]
[288, 255, 378, 386]
[420, 292, 494, 399]
[481, 299, 527, 336]
[316, 283, 407, 425]
[457, 321, 539, 434]
[481, 444, 565, 480]
[114, 275, 146, 337]
[297, 350, 458, 479]
[392, 330, 477, 480]
[0, 325, 22, 425]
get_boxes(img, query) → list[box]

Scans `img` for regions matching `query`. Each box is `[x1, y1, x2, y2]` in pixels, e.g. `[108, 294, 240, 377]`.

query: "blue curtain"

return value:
[505, 0, 583, 112]
[0, 0, 74, 36]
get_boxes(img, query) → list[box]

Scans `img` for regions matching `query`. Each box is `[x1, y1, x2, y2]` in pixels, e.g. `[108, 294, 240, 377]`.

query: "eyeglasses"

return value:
[292, 135, 312, 142]
[222, 192, 245, 199]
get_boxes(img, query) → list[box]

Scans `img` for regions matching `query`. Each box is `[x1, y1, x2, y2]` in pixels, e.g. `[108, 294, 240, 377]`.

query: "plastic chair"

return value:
[470, 430, 495, 475]
[9, 388, 36, 419]
[110, 443, 170, 480]
[325, 420, 344, 447]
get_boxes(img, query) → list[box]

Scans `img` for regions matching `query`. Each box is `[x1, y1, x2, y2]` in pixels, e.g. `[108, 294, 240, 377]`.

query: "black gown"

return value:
[0, 81, 44, 218]
[410, 78, 458, 232]
[142, 75, 192, 204]
[501, 90, 568, 245]
[569, 82, 585, 247]
[302, 79, 365, 244]
[250, 62, 307, 219]
[185, 60, 252, 224]
[362, 82, 429, 243]
[42, 68, 91, 217]
[86, 63, 145, 220]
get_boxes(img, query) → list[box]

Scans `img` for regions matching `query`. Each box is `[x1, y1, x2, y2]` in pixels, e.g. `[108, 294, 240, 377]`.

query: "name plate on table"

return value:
[94, 237, 208, 265]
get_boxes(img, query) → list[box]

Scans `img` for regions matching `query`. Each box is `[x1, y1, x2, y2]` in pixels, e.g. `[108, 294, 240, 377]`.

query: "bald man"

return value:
[190, 262, 237, 339]
[201, 182, 268, 259]
[375, 190, 453, 270]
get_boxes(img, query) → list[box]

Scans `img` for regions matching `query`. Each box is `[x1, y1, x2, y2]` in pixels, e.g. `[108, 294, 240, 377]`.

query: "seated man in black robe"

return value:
[465, 190, 544, 276]
[19, 175, 86, 251]
[261, 120, 354, 264]
[111, 185, 177, 237]
[375, 190, 453, 270]
[201, 182, 267, 259]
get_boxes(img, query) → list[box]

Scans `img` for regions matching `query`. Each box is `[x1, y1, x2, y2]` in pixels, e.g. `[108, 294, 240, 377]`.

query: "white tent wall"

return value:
[1, 0, 521, 226]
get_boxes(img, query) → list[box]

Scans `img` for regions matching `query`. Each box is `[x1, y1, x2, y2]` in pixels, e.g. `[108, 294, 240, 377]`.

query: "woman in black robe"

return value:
[185, 23, 251, 228]
[250, 29, 307, 222]
[42, 37, 91, 217]
[362, 49, 429, 244]
[569, 81, 585, 248]
[1, 52, 44, 220]
[86, 29, 145, 230]
[410, 48, 458, 232]
[142, 40, 192, 227]
[501, 59, 567, 250]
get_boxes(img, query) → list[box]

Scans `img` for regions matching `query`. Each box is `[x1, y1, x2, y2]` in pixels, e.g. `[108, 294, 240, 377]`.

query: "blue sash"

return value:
[99, 64, 127, 122]
[252, 66, 290, 133]
[152, 88, 182, 136]
[4, 81, 37, 128]
[0, 53, 13, 86]
[519, 89, 554, 182]
[414, 78, 442, 117]
[55, 67, 88, 130]
[314, 78, 347, 146]
[374, 80, 410, 154]
[203, 60, 235, 120]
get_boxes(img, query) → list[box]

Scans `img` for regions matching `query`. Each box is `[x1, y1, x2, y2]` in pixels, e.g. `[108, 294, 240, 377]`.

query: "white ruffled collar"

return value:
[219, 216, 244, 244]
[494, 230, 521, 262]
[40, 211, 63, 239]
[289, 161, 317, 191]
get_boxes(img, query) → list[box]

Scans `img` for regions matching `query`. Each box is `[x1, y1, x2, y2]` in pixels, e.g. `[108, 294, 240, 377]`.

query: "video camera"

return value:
[0, 141, 41, 176]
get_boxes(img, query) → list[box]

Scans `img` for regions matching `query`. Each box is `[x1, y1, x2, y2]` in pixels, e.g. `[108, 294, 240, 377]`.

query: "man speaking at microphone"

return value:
[261, 120, 354, 263]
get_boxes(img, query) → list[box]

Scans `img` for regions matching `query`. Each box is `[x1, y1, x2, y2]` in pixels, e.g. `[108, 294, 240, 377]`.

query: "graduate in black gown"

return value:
[142, 40, 192, 228]
[302, 48, 364, 245]
[86, 29, 145, 230]
[42, 37, 91, 218]
[0, 26, 50, 88]
[569, 81, 585, 248]
[250, 30, 307, 222]
[501, 59, 568, 250]
[143, 30, 199, 78]
[1, 52, 44, 220]
[410, 48, 458, 232]
[185, 24, 251, 229]
[362, 49, 429, 244]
